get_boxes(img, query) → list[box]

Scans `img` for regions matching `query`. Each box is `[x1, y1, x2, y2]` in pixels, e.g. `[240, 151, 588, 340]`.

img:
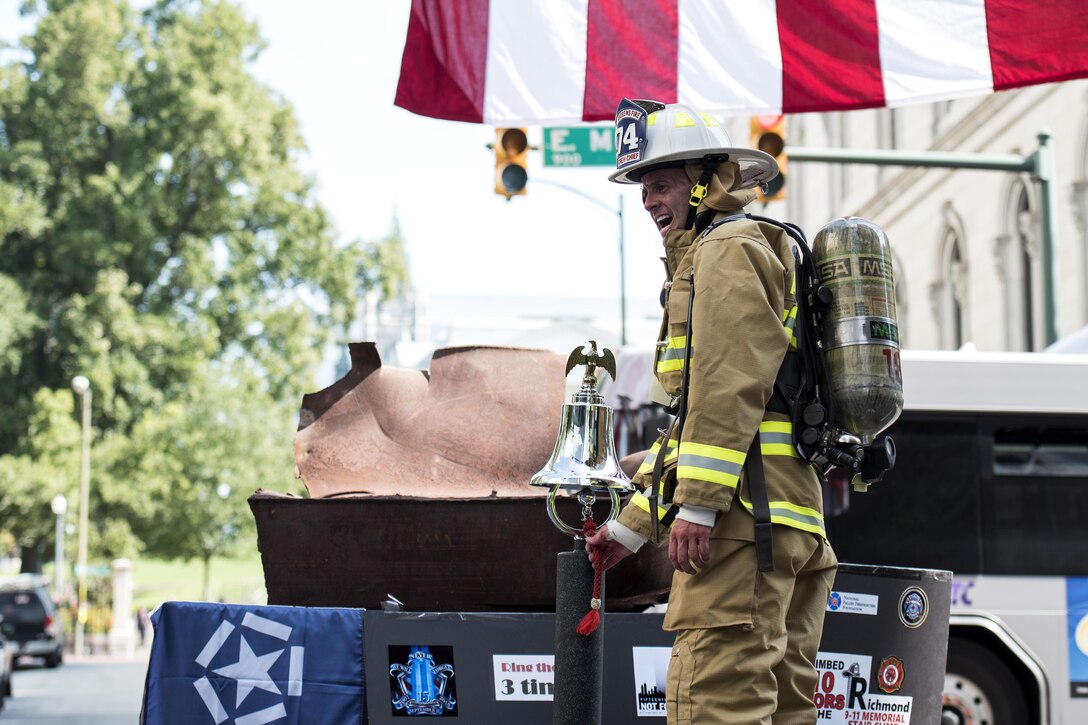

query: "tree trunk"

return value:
[202, 552, 212, 602]
[19, 543, 43, 573]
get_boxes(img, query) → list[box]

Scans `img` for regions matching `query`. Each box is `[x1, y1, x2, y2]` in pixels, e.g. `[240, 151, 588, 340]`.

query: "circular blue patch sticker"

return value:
[827, 591, 842, 611]
[898, 586, 929, 628]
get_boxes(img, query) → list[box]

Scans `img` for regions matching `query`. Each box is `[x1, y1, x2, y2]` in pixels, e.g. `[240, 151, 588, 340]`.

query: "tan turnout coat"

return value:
[614, 164, 827, 629]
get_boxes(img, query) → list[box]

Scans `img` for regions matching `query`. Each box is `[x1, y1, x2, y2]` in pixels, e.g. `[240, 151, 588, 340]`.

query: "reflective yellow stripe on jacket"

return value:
[630, 486, 675, 522]
[655, 336, 689, 374]
[678, 441, 746, 490]
[782, 264, 798, 349]
[742, 420, 823, 535]
[636, 438, 678, 476]
[628, 420, 801, 530]
[758, 420, 797, 458]
[630, 437, 680, 521]
[738, 497, 826, 537]
[782, 304, 798, 349]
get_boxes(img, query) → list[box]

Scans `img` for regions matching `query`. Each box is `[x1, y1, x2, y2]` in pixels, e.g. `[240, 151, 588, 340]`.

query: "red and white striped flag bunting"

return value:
[395, 0, 1088, 124]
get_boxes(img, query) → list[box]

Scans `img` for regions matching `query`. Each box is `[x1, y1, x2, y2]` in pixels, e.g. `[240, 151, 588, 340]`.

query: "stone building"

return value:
[753, 78, 1088, 352]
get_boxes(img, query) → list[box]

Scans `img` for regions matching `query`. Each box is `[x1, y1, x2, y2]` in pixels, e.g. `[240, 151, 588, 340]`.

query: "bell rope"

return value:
[576, 517, 604, 636]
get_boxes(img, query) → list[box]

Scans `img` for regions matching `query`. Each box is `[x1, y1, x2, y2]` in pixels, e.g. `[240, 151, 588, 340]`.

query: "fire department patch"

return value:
[898, 586, 929, 628]
[878, 655, 905, 694]
[614, 98, 648, 169]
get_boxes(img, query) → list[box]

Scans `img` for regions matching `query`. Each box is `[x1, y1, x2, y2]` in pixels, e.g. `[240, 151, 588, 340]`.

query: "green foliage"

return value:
[359, 216, 411, 302]
[115, 360, 297, 563]
[0, 273, 38, 374]
[0, 388, 80, 553]
[0, 0, 409, 569]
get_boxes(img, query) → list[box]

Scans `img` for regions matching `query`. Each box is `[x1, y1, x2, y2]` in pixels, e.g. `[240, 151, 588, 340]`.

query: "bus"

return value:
[827, 350, 1088, 725]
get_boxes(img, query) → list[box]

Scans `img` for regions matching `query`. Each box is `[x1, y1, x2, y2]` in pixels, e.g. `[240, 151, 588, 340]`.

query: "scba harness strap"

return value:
[700, 213, 836, 468]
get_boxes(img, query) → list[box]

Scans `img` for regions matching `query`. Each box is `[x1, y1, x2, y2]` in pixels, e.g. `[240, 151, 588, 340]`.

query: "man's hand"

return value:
[668, 519, 711, 574]
[585, 524, 635, 571]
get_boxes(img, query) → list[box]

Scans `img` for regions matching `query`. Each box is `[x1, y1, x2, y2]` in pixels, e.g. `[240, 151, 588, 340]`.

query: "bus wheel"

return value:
[941, 638, 1029, 725]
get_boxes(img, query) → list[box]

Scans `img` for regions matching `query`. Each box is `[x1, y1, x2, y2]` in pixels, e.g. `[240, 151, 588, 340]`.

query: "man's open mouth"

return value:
[655, 213, 673, 232]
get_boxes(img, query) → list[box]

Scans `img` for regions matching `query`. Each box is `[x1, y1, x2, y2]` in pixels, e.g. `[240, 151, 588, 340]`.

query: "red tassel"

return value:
[576, 608, 600, 636]
[578, 518, 604, 636]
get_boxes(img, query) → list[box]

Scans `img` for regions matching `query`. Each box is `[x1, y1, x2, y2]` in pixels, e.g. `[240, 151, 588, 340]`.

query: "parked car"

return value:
[0, 575, 64, 668]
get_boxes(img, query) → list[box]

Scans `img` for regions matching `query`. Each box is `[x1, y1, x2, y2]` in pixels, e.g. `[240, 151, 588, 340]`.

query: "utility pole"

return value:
[788, 132, 1059, 345]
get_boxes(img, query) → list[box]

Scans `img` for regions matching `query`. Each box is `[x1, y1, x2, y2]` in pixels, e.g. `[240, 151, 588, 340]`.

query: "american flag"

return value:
[395, 0, 1088, 124]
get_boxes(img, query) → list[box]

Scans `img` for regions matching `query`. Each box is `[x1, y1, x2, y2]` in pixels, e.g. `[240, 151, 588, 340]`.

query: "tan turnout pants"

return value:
[665, 514, 837, 725]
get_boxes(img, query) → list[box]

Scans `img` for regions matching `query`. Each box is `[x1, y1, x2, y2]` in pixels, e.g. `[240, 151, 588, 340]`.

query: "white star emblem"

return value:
[192, 611, 305, 724]
[213, 635, 285, 707]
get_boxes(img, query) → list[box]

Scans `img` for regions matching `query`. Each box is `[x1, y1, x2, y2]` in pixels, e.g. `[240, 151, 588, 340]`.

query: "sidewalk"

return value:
[62, 634, 154, 665]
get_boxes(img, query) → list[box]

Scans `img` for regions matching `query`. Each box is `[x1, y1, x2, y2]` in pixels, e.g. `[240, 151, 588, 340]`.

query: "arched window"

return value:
[946, 234, 968, 349]
[892, 251, 908, 347]
[931, 207, 969, 350]
[1001, 182, 1041, 351]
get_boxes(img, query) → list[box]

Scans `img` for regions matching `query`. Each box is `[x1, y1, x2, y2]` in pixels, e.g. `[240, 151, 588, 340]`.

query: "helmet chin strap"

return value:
[685, 154, 729, 229]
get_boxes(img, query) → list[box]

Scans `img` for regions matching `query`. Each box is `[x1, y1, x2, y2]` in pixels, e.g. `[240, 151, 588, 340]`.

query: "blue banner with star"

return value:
[142, 601, 364, 724]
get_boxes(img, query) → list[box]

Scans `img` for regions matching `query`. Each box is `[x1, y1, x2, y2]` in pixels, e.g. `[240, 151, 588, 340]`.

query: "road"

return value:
[1, 653, 148, 724]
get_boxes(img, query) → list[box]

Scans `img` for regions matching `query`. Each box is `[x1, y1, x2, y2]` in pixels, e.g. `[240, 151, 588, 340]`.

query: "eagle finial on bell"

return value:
[565, 340, 617, 386]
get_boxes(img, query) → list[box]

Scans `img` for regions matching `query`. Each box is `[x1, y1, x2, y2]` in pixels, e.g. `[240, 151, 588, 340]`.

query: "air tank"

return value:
[812, 217, 903, 441]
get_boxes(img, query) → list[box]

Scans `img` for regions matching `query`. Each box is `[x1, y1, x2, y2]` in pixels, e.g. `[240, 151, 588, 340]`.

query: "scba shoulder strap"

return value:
[701, 213, 835, 466]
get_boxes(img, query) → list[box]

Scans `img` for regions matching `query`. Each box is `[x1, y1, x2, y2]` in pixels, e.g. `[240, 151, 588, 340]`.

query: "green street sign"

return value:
[543, 126, 614, 167]
[74, 563, 112, 576]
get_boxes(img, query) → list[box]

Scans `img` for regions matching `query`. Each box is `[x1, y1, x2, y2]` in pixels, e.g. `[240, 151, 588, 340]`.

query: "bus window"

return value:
[992, 426, 1088, 477]
[826, 413, 984, 574]
[983, 422, 1088, 575]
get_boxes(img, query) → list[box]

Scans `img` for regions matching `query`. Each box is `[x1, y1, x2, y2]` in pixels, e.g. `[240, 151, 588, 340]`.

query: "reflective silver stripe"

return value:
[642, 483, 676, 500]
[739, 498, 826, 536]
[759, 430, 793, 447]
[768, 505, 825, 534]
[632, 490, 675, 520]
[641, 442, 678, 466]
[638, 442, 678, 473]
[677, 453, 744, 478]
[659, 344, 688, 362]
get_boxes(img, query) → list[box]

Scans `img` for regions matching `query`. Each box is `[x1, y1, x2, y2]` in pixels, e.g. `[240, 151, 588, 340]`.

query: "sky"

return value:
[0, 0, 667, 341]
[232, 0, 662, 321]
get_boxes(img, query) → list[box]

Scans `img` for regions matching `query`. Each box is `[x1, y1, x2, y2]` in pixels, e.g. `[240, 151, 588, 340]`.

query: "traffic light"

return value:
[494, 127, 529, 199]
[750, 115, 787, 203]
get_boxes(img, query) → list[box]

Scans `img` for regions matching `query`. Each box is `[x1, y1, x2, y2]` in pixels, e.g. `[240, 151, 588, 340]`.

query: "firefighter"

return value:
[587, 99, 837, 724]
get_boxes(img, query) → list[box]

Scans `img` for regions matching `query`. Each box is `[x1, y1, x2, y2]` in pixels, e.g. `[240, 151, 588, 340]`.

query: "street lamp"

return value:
[50, 494, 67, 598]
[71, 375, 91, 657]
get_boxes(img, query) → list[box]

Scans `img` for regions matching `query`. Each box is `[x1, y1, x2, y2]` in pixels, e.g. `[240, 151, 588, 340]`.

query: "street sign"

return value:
[543, 126, 614, 167]
[74, 563, 111, 576]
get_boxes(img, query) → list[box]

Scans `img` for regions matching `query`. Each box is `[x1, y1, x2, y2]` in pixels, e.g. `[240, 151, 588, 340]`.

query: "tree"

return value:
[0, 0, 406, 573]
[112, 361, 297, 599]
[0, 388, 81, 572]
[359, 216, 411, 303]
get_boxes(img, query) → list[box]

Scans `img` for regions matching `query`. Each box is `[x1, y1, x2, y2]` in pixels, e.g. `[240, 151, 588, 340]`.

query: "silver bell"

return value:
[531, 342, 634, 537]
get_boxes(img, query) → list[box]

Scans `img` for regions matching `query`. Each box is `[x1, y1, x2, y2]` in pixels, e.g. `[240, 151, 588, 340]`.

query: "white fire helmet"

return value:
[609, 99, 778, 189]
